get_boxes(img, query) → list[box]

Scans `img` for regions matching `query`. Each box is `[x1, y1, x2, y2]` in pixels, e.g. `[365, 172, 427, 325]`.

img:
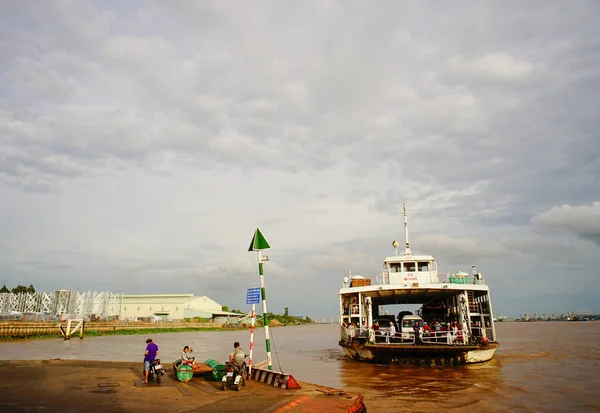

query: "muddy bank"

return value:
[0, 359, 365, 413]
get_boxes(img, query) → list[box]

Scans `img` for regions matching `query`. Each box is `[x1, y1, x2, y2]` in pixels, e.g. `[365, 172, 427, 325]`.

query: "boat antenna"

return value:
[403, 203, 411, 256]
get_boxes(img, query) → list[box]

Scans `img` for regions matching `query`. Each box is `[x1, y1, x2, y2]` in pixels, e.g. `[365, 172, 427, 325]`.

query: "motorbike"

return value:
[147, 358, 166, 384]
[221, 362, 247, 391]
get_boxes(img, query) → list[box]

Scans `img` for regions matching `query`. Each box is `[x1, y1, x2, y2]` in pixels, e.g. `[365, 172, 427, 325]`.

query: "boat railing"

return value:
[340, 326, 369, 343]
[373, 331, 470, 346]
[470, 326, 495, 342]
[374, 272, 485, 285]
[341, 328, 471, 346]
[421, 330, 468, 345]
[440, 273, 485, 285]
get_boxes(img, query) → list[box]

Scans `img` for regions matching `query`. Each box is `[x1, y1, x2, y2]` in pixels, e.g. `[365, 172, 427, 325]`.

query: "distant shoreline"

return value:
[0, 322, 248, 341]
[0, 320, 311, 341]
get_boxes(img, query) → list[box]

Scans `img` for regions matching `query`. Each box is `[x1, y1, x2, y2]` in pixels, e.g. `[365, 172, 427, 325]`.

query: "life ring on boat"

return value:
[480, 336, 489, 345]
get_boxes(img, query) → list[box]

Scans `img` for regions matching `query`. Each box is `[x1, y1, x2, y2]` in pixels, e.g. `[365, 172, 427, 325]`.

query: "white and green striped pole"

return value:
[248, 228, 273, 371]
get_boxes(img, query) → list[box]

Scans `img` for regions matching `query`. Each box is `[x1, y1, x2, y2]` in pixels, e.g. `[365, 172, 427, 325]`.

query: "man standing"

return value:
[386, 321, 396, 344]
[143, 338, 159, 383]
[413, 321, 422, 345]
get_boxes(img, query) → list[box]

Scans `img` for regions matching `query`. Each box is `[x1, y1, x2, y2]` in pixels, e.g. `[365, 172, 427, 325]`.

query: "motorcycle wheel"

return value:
[156, 372, 161, 384]
[235, 383, 241, 391]
[221, 381, 227, 391]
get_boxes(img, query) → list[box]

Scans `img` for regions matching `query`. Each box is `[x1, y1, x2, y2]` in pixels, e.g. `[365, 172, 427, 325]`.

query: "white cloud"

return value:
[447, 52, 536, 82]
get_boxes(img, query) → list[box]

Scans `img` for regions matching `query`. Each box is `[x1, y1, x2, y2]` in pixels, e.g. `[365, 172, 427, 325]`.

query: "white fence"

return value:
[0, 291, 123, 317]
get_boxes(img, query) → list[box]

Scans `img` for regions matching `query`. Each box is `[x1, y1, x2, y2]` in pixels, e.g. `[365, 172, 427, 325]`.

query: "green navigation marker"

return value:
[248, 228, 271, 251]
[248, 228, 273, 371]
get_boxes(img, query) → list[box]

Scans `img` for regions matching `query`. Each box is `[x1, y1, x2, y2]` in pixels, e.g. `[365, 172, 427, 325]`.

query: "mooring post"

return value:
[65, 319, 72, 340]
[79, 320, 85, 339]
[248, 228, 273, 371]
[58, 323, 66, 339]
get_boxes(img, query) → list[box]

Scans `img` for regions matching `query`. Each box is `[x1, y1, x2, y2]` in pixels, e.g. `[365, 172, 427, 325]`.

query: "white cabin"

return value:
[379, 255, 439, 285]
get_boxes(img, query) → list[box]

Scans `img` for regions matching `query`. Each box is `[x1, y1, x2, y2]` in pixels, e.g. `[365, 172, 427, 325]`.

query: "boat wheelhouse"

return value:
[338, 204, 499, 365]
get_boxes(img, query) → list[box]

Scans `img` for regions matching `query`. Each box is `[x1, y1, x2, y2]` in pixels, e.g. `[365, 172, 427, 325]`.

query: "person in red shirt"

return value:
[422, 321, 431, 342]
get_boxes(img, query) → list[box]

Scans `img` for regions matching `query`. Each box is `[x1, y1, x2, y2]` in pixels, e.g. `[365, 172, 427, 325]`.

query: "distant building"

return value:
[120, 294, 222, 321]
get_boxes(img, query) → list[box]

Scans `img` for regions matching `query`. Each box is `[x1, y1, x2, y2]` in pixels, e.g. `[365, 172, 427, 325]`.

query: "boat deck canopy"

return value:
[340, 284, 488, 305]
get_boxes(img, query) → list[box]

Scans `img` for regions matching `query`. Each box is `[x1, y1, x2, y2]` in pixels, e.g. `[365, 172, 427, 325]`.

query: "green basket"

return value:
[176, 364, 194, 382]
[205, 359, 227, 381]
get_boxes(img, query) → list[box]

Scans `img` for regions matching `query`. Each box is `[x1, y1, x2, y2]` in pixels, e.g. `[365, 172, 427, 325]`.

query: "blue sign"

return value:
[246, 288, 261, 304]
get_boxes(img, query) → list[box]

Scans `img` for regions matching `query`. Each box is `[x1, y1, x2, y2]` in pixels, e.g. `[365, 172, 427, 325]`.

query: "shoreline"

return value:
[0, 321, 249, 340]
[0, 321, 313, 341]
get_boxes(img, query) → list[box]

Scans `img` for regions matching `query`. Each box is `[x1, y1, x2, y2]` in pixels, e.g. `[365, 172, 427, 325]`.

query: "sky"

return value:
[1, 1, 599, 319]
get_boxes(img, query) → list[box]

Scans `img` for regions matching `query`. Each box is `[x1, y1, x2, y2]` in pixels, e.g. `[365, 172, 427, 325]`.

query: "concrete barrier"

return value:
[250, 367, 301, 389]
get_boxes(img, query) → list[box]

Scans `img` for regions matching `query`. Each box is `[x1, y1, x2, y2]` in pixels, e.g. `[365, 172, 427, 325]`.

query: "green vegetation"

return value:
[183, 317, 212, 323]
[0, 284, 36, 294]
[1, 325, 243, 341]
[254, 313, 312, 326]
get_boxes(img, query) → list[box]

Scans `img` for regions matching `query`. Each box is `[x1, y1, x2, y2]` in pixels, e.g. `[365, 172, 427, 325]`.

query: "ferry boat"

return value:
[338, 204, 499, 365]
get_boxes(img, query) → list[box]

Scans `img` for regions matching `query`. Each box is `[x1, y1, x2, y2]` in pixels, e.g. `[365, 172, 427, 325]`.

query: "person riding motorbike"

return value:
[228, 341, 246, 373]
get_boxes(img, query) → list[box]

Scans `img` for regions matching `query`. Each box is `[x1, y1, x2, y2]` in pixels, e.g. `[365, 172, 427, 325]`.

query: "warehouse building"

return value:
[120, 293, 225, 321]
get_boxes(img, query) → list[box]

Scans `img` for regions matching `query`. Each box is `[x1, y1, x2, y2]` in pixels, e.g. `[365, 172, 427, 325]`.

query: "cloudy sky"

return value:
[1, 1, 599, 318]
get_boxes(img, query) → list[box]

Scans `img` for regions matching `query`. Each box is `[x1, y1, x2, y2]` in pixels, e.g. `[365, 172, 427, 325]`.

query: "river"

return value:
[1, 321, 598, 412]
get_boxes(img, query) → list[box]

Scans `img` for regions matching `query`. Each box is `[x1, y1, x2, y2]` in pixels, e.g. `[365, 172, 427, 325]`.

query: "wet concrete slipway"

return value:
[0, 359, 365, 413]
[0, 324, 367, 413]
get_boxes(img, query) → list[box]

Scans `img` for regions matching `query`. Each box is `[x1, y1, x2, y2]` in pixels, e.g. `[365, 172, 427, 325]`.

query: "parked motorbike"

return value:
[147, 358, 166, 384]
[221, 362, 246, 391]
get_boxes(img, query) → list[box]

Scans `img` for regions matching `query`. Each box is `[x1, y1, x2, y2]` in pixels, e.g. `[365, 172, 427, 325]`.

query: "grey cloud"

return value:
[1, 1, 599, 316]
[532, 202, 600, 246]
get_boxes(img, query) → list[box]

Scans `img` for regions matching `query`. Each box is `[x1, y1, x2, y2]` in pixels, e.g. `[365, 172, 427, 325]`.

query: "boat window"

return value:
[390, 263, 401, 272]
[403, 262, 416, 272]
[418, 262, 430, 271]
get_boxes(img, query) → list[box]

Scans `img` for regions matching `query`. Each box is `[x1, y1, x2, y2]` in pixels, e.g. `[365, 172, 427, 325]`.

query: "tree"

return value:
[27, 284, 35, 293]
[0, 285, 9, 293]
[222, 305, 230, 312]
[11, 285, 29, 294]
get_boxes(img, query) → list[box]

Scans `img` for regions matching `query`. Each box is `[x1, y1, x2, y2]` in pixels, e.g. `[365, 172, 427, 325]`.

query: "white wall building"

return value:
[120, 294, 222, 321]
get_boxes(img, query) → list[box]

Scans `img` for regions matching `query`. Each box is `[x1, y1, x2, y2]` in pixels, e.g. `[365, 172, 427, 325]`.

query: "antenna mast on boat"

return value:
[403, 203, 412, 256]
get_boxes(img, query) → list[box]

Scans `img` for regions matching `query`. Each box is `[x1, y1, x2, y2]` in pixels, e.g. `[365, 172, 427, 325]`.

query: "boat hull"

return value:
[339, 340, 499, 365]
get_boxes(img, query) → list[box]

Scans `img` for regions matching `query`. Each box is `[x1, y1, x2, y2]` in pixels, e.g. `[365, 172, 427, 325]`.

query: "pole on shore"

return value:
[248, 228, 272, 371]
[248, 304, 256, 377]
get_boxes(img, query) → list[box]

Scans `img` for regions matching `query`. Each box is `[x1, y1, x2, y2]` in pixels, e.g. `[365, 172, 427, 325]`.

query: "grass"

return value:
[0, 325, 248, 341]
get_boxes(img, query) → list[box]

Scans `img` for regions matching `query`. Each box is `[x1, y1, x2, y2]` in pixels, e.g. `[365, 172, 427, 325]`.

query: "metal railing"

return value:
[0, 291, 122, 317]
[341, 328, 475, 346]
[374, 272, 486, 285]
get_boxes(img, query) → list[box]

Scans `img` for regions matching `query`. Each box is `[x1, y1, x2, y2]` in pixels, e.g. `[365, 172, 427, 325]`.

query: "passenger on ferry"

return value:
[348, 322, 357, 340]
[422, 321, 431, 341]
[453, 321, 464, 344]
[372, 320, 380, 331]
[432, 320, 442, 343]
[445, 322, 454, 344]
[412, 321, 422, 345]
[386, 321, 396, 344]
[371, 321, 381, 342]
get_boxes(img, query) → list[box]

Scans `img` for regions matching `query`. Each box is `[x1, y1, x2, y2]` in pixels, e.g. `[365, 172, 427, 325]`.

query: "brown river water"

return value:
[1, 322, 599, 412]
